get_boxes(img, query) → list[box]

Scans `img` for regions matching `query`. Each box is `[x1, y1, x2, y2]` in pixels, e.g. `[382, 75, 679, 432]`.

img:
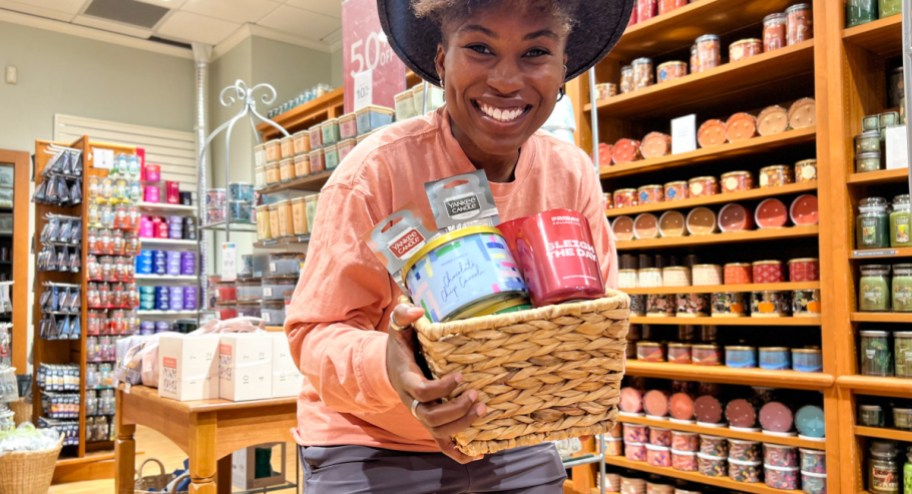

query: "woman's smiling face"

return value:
[434, 3, 569, 169]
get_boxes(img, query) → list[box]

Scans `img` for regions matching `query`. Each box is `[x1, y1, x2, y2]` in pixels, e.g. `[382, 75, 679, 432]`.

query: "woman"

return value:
[284, 0, 632, 492]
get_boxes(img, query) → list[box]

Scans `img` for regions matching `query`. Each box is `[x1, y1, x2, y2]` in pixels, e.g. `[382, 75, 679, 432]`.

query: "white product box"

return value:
[158, 333, 220, 401]
[270, 333, 302, 398]
[219, 334, 273, 401]
[886, 125, 910, 170]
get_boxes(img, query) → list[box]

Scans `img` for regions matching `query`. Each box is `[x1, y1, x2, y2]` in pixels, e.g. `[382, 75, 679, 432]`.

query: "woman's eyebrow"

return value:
[457, 24, 559, 41]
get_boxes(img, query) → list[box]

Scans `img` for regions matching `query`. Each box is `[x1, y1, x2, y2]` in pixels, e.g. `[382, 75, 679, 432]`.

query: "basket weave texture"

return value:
[410, 289, 630, 456]
[0, 439, 62, 494]
[135, 459, 189, 494]
[8, 400, 31, 427]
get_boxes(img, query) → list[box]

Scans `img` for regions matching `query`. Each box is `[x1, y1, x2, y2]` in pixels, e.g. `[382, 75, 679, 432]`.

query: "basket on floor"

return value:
[135, 459, 189, 494]
[408, 288, 630, 457]
[0, 438, 62, 494]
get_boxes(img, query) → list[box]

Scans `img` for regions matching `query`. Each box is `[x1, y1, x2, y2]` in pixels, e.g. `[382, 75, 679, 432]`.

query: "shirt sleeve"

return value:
[576, 148, 619, 289]
[283, 183, 403, 415]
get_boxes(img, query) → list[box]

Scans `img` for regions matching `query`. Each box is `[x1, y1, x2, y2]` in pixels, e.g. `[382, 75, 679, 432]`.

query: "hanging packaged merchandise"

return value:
[424, 170, 499, 232]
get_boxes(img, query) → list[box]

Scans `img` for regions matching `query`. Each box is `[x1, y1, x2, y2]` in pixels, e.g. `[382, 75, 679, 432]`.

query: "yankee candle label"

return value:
[547, 239, 597, 262]
[390, 228, 425, 260]
[445, 193, 480, 219]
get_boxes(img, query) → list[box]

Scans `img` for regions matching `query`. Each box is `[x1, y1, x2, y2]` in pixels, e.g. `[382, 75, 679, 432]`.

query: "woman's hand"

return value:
[386, 303, 487, 464]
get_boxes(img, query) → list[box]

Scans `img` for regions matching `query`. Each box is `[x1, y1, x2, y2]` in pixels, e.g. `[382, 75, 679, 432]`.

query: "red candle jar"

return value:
[752, 260, 784, 283]
[165, 181, 180, 204]
[720, 171, 753, 193]
[688, 176, 718, 197]
[638, 184, 664, 205]
[755, 198, 789, 229]
[614, 188, 638, 208]
[144, 163, 161, 183]
[517, 209, 605, 306]
[664, 181, 688, 201]
[637, 0, 657, 22]
[789, 258, 820, 282]
[658, 0, 688, 15]
[155, 218, 169, 239]
[724, 263, 752, 285]
[496, 217, 526, 271]
[790, 194, 819, 226]
[717, 203, 754, 232]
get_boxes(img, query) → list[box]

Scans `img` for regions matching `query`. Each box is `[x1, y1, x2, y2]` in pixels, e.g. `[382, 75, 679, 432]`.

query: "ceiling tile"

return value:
[285, 0, 340, 19]
[155, 10, 240, 45]
[133, 0, 187, 8]
[257, 4, 339, 42]
[182, 0, 280, 24]
[73, 14, 153, 38]
[0, 0, 85, 21]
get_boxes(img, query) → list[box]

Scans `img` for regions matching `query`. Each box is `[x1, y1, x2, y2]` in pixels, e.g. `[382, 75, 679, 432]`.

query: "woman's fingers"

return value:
[415, 389, 483, 428]
[435, 437, 484, 464]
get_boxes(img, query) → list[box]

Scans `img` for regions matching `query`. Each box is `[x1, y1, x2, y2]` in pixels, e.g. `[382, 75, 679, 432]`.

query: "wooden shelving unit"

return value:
[603, 456, 804, 494]
[624, 361, 833, 390]
[616, 225, 819, 250]
[842, 14, 903, 56]
[849, 312, 912, 323]
[850, 247, 912, 259]
[607, 182, 818, 217]
[846, 168, 909, 185]
[257, 170, 333, 194]
[0, 150, 30, 373]
[599, 127, 816, 178]
[623, 281, 819, 295]
[837, 375, 912, 399]
[618, 414, 826, 449]
[566, 0, 843, 491]
[256, 87, 344, 141]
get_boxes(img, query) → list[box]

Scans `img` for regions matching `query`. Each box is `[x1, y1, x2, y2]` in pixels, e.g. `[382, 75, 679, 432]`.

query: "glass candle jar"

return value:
[870, 441, 900, 493]
[860, 330, 893, 376]
[695, 35, 721, 73]
[891, 195, 912, 247]
[857, 197, 890, 249]
[859, 404, 886, 427]
[860, 265, 891, 311]
[880, 0, 901, 17]
[786, 3, 813, 45]
[895, 331, 912, 377]
[857, 151, 883, 173]
[893, 264, 912, 311]
[856, 130, 883, 154]
[846, 0, 878, 27]
[763, 13, 788, 51]
[620, 65, 634, 94]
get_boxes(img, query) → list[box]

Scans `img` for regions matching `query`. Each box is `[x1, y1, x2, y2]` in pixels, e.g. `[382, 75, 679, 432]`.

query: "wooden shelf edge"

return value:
[846, 168, 909, 185]
[837, 375, 912, 398]
[55, 451, 116, 467]
[600, 128, 817, 179]
[258, 171, 333, 194]
[603, 456, 804, 494]
[849, 312, 912, 323]
[842, 14, 903, 55]
[623, 282, 820, 295]
[617, 415, 827, 450]
[854, 425, 912, 443]
[616, 225, 819, 250]
[606, 182, 819, 218]
[629, 316, 821, 326]
[625, 361, 834, 390]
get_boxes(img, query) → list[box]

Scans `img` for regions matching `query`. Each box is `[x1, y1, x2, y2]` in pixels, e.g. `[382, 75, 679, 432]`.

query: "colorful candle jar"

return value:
[789, 258, 820, 282]
[725, 345, 757, 368]
[751, 291, 791, 317]
[753, 260, 784, 283]
[633, 213, 660, 240]
[792, 348, 823, 372]
[763, 12, 788, 51]
[759, 347, 791, 370]
[720, 171, 753, 193]
[786, 3, 813, 44]
[790, 194, 819, 226]
[672, 450, 698, 472]
[638, 185, 664, 205]
[667, 343, 692, 364]
[795, 159, 818, 183]
[646, 294, 675, 316]
[860, 330, 893, 376]
[859, 264, 891, 311]
[692, 264, 722, 285]
[686, 207, 717, 235]
[688, 176, 718, 197]
[711, 292, 748, 317]
[729, 38, 763, 62]
[657, 61, 688, 83]
[724, 263, 752, 284]
[765, 465, 800, 490]
[658, 210, 686, 237]
[755, 198, 789, 229]
[403, 227, 528, 322]
[792, 289, 822, 316]
[664, 181, 688, 201]
[891, 195, 912, 247]
[759, 165, 793, 188]
[718, 203, 753, 232]
[517, 209, 605, 306]
[692, 344, 722, 365]
[676, 293, 711, 317]
[614, 188, 638, 208]
[637, 341, 666, 362]
[894, 331, 912, 377]
[646, 444, 672, 467]
[698, 453, 728, 477]
[662, 266, 691, 286]
[612, 216, 635, 241]
[765, 444, 800, 468]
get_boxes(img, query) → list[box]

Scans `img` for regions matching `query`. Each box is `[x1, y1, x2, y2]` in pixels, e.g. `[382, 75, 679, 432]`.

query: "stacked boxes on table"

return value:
[158, 332, 302, 402]
[254, 192, 319, 243]
[394, 83, 445, 121]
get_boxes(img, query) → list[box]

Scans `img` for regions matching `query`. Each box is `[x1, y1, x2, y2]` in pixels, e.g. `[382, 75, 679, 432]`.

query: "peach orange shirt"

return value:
[284, 107, 617, 452]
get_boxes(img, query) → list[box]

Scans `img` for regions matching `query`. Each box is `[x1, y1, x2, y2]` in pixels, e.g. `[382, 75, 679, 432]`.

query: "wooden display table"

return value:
[114, 385, 296, 494]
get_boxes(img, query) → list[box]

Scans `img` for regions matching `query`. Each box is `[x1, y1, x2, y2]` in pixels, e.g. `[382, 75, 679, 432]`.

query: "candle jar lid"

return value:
[696, 34, 720, 43]
[859, 197, 888, 211]
[893, 264, 912, 275]
[633, 57, 652, 65]
[760, 346, 790, 352]
[893, 194, 911, 210]
[860, 264, 891, 275]
[763, 12, 787, 22]
[860, 330, 890, 337]
[894, 331, 912, 338]
[789, 257, 819, 263]
[860, 404, 883, 411]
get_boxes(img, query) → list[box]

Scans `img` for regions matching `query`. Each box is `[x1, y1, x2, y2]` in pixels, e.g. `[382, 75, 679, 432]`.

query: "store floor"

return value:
[50, 425, 301, 493]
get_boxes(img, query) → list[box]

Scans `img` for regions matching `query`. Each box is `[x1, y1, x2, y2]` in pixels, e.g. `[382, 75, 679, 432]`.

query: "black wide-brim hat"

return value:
[377, 0, 635, 86]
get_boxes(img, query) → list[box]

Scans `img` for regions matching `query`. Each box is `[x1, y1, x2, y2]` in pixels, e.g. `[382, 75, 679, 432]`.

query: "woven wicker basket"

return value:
[408, 289, 630, 456]
[135, 459, 189, 494]
[0, 439, 62, 494]
[8, 400, 31, 427]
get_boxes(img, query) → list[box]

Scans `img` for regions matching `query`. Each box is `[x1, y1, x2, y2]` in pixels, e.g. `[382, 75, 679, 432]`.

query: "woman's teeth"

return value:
[479, 103, 524, 122]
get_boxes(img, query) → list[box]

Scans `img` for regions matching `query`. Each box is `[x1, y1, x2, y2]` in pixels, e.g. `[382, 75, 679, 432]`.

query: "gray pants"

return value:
[299, 443, 567, 493]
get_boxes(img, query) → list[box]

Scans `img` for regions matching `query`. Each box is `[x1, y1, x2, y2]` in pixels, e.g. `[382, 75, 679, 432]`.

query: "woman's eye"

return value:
[468, 45, 492, 55]
[525, 48, 550, 58]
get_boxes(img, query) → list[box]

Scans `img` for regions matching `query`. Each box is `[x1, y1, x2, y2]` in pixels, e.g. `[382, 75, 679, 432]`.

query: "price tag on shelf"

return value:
[671, 114, 697, 155]
[353, 70, 373, 111]
[220, 242, 237, 282]
[93, 148, 115, 170]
